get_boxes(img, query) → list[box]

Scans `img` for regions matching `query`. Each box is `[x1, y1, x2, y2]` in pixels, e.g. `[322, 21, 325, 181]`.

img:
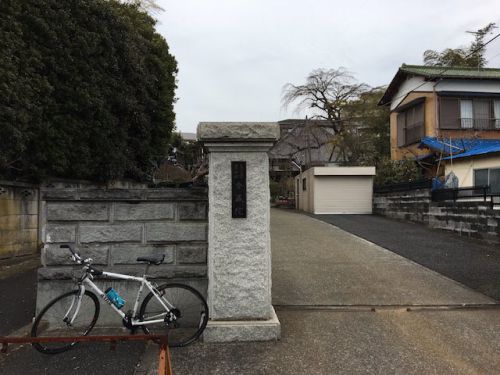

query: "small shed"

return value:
[295, 166, 376, 214]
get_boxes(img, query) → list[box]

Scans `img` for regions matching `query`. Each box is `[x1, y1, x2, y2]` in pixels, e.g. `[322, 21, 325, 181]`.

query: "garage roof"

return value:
[312, 167, 376, 176]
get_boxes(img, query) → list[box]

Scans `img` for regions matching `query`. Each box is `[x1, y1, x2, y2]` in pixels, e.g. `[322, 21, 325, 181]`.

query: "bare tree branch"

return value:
[282, 68, 369, 136]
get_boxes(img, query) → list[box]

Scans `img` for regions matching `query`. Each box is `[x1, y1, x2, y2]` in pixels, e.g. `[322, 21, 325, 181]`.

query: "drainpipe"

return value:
[433, 79, 440, 138]
[433, 79, 442, 178]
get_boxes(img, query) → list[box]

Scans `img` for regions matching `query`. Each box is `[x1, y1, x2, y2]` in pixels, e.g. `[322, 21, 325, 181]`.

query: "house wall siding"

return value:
[390, 77, 435, 110]
[391, 92, 437, 160]
[296, 169, 315, 212]
[445, 154, 500, 187]
[435, 79, 500, 94]
[373, 189, 500, 243]
[390, 79, 500, 162]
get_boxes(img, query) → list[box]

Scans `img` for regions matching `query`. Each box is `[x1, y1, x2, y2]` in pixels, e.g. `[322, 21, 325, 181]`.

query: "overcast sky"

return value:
[155, 0, 500, 133]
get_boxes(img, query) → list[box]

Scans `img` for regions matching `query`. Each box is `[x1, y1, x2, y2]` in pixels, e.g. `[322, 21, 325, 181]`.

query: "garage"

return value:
[295, 166, 376, 214]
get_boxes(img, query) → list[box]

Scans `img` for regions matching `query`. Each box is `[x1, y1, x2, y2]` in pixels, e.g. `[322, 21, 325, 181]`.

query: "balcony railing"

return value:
[460, 118, 500, 130]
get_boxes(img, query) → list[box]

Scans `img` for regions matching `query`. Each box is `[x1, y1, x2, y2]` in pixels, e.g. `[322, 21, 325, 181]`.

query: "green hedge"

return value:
[0, 0, 177, 181]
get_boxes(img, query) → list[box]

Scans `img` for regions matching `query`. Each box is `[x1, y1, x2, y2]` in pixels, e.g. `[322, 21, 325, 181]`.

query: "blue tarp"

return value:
[419, 137, 500, 160]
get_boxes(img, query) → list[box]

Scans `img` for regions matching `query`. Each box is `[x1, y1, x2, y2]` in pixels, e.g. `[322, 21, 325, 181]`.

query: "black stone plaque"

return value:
[231, 161, 247, 218]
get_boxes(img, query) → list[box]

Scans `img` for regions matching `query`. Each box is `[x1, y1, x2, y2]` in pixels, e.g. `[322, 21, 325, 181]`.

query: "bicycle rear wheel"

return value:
[139, 283, 208, 347]
[31, 290, 100, 354]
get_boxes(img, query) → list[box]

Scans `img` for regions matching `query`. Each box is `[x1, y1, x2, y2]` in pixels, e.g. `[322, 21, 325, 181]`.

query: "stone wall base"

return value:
[374, 189, 500, 244]
[203, 307, 281, 342]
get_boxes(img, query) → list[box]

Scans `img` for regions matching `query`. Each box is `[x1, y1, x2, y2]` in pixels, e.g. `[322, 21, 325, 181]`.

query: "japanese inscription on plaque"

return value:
[231, 161, 247, 218]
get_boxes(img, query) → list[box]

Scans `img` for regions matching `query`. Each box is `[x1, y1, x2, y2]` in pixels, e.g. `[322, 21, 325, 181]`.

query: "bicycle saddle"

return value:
[136, 254, 165, 265]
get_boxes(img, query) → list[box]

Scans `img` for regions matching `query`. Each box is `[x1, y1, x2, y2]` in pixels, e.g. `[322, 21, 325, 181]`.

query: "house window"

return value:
[460, 100, 473, 129]
[473, 99, 491, 129]
[474, 168, 500, 193]
[441, 96, 499, 130]
[494, 100, 500, 129]
[474, 169, 488, 186]
[302, 178, 307, 191]
[396, 101, 425, 147]
[460, 99, 490, 129]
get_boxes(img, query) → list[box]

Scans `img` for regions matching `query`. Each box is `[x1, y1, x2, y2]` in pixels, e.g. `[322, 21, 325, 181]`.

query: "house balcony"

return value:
[459, 118, 500, 130]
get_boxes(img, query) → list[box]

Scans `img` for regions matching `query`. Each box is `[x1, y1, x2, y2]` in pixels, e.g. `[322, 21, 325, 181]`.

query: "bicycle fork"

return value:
[62, 284, 85, 326]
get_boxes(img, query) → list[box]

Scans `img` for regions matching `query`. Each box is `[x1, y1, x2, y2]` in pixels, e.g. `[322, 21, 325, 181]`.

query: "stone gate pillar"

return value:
[197, 122, 281, 342]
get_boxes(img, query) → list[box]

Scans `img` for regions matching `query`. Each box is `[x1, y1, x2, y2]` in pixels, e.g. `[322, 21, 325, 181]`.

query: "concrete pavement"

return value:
[311, 213, 500, 301]
[168, 309, 500, 374]
[0, 256, 39, 336]
[144, 208, 500, 374]
[271, 209, 495, 307]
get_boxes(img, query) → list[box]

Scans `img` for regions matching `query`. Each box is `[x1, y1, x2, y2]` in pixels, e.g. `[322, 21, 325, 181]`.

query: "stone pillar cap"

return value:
[197, 122, 279, 142]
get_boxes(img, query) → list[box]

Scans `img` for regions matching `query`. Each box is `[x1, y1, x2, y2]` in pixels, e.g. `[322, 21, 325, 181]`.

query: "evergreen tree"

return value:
[423, 23, 497, 68]
[0, 0, 177, 181]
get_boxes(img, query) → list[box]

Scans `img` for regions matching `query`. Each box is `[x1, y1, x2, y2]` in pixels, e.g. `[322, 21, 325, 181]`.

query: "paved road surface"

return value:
[311, 213, 500, 301]
[3, 210, 500, 374]
[170, 309, 500, 375]
[271, 209, 495, 306]
[165, 209, 500, 374]
[0, 268, 37, 336]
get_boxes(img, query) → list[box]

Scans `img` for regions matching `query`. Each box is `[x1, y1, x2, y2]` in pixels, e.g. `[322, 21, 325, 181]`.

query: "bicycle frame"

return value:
[65, 268, 175, 327]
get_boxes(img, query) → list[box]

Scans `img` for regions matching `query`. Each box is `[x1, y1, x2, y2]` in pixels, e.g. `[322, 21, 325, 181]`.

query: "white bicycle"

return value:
[31, 244, 208, 354]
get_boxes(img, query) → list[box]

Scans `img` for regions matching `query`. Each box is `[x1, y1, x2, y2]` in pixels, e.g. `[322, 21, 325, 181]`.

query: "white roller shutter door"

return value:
[314, 176, 373, 214]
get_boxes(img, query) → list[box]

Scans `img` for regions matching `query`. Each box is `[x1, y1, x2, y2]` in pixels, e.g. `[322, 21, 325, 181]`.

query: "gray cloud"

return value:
[156, 0, 500, 132]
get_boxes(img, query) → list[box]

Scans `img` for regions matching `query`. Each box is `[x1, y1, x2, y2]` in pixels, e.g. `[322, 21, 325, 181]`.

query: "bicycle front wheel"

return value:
[31, 290, 100, 354]
[139, 283, 208, 347]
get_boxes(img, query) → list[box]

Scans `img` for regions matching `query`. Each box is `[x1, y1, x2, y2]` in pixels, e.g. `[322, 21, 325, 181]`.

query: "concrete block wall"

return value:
[0, 181, 39, 259]
[428, 202, 500, 241]
[373, 188, 431, 223]
[374, 189, 500, 243]
[37, 183, 208, 324]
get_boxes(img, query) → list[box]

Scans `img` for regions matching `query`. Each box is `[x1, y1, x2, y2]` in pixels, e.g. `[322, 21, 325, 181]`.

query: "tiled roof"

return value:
[400, 64, 500, 79]
[379, 64, 500, 106]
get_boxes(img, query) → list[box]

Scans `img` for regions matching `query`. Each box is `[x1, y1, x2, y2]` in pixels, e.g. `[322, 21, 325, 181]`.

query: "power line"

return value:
[389, 32, 500, 104]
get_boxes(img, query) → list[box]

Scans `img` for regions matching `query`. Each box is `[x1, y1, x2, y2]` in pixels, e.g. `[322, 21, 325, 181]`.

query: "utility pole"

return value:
[305, 115, 311, 169]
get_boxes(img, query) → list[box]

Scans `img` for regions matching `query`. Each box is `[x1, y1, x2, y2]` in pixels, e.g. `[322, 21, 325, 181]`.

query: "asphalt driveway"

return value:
[311, 213, 500, 301]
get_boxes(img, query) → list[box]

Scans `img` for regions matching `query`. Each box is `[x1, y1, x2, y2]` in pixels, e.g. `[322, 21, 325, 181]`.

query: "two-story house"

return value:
[379, 64, 500, 192]
[268, 119, 336, 182]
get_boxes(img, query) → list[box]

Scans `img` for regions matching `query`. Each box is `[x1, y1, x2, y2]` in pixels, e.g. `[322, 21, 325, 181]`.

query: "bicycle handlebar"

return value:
[60, 244, 82, 263]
